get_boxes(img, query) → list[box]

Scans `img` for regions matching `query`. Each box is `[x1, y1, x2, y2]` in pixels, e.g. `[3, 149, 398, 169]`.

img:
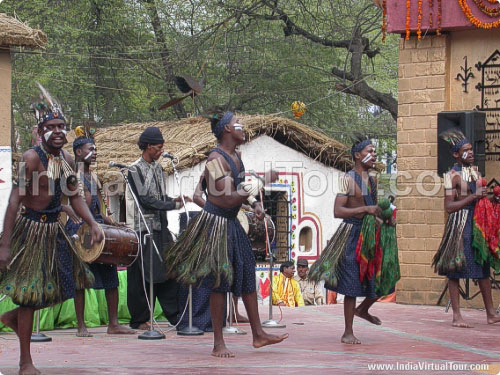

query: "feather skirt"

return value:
[165, 209, 232, 288]
[0, 214, 94, 307]
[308, 222, 353, 289]
[432, 210, 469, 275]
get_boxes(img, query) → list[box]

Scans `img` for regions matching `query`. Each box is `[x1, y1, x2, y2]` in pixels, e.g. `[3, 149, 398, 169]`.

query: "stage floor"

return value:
[0, 303, 499, 374]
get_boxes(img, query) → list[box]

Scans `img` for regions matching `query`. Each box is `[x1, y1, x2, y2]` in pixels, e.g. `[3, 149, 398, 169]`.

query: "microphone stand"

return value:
[222, 292, 247, 335]
[31, 310, 52, 342]
[119, 167, 163, 261]
[118, 166, 165, 340]
[260, 191, 285, 329]
[139, 215, 165, 340]
[167, 156, 203, 336]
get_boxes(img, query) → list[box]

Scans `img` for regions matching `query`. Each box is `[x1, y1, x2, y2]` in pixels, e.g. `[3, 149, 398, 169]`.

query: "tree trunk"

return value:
[141, 0, 187, 119]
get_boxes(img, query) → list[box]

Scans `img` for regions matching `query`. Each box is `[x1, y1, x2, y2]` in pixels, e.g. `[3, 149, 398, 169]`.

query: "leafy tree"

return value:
[1, 0, 399, 156]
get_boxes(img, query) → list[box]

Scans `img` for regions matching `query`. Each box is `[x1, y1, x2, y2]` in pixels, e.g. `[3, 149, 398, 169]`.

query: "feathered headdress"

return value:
[73, 122, 96, 153]
[350, 133, 373, 155]
[439, 128, 470, 153]
[31, 82, 66, 127]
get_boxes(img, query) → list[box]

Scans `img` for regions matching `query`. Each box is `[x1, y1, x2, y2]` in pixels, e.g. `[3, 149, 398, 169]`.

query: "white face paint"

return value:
[362, 153, 372, 164]
[62, 129, 67, 136]
[462, 151, 469, 160]
[84, 151, 93, 161]
[233, 123, 243, 131]
[43, 127, 53, 142]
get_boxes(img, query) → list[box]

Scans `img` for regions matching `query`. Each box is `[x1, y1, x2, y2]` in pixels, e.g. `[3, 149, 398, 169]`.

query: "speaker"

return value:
[437, 111, 486, 177]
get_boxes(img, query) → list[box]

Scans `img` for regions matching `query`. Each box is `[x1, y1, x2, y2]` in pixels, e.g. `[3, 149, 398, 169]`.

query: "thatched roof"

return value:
[0, 14, 47, 48]
[70, 115, 354, 183]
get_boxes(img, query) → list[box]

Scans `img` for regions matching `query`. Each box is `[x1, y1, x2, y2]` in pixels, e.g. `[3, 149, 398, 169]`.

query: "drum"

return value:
[74, 223, 139, 267]
[238, 211, 275, 247]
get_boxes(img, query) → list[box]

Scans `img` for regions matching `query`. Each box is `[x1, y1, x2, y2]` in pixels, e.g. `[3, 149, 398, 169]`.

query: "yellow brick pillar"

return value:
[396, 35, 449, 305]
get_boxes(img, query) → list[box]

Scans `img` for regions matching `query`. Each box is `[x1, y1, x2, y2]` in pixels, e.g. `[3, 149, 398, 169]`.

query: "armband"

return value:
[338, 173, 349, 195]
[175, 200, 181, 210]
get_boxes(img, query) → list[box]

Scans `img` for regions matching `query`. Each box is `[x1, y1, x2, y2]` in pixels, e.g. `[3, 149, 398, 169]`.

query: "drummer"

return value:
[63, 127, 135, 336]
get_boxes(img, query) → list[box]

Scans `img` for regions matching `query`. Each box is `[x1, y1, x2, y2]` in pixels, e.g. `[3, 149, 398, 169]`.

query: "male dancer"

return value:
[434, 129, 500, 327]
[0, 86, 102, 375]
[309, 136, 382, 344]
[165, 112, 287, 357]
[178, 175, 249, 331]
[64, 130, 134, 336]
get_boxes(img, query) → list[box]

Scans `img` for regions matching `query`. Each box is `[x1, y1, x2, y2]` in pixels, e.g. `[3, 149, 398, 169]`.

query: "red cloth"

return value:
[260, 278, 271, 300]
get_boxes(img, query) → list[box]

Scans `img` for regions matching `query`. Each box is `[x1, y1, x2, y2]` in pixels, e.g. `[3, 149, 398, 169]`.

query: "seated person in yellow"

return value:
[272, 261, 305, 307]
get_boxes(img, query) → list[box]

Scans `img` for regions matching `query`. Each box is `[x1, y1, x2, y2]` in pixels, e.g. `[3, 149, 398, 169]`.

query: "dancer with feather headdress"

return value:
[434, 128, 500, 328]
[0, 83, 103, 375]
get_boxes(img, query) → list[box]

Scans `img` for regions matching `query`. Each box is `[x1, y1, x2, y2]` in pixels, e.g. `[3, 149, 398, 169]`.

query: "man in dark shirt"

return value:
[126, 127, 190, 329]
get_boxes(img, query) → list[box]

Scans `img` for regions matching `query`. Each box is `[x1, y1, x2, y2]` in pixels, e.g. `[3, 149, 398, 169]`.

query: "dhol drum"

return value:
[74, 223, 139, 267]
[237, 211, 275, 250]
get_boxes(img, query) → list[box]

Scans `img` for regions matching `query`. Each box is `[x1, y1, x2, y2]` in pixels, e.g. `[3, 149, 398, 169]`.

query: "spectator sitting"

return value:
[272, 261, 304, 307]
[294, 257, 324, 305]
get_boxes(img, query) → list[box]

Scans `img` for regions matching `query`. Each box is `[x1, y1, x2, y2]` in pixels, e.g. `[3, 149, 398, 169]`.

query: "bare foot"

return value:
[76, 326, 93, 337]
[341, 333, 361, 344]
[19, 363, 41, 375]
[232, 314, 249, 324]
[355, 308, 381, 325]
[487, 313, 500, 325]
[252, 332, 288, 348]
[452, 318, 474, 328]
[136, 322, 150, 330]
[0, 310, 18, 335]
[107, 324, 136, 334]
[211, 344, 235, 358]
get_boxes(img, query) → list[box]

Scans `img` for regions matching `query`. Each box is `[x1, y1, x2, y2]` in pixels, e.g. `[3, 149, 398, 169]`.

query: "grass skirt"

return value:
[0, 211, 94, 307]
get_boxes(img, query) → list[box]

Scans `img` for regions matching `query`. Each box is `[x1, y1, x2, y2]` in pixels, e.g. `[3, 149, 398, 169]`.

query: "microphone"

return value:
[109, 161, 129, 169]
[162, 152, 175, 159]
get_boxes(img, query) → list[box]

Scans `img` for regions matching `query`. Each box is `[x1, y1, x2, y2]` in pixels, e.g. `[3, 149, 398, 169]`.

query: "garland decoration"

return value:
[459, 0, 500, 29]
[406, 0, 412, 40]
[429, 0, 434, 28]
[418, 0, 423, 39]
[437, 0, 442, 35]
[471, 0, 500, 17]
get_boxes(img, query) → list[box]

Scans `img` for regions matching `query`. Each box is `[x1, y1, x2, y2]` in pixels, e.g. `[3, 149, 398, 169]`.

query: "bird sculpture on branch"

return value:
[159, 74, 204, 111]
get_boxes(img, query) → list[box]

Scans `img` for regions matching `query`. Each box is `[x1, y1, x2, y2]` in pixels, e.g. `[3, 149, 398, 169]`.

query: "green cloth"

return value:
[376, 224, 401, 296]
[0, 270, 167, 332]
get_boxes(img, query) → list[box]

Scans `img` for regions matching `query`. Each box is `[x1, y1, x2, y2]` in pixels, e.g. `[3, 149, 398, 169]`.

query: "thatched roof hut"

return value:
[0, 14, 47, 48]
[84, 115, 354, 183]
